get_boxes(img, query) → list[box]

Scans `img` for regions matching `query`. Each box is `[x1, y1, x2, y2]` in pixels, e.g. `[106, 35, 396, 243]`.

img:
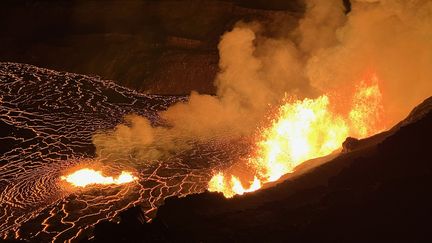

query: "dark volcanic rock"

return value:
[341, 136, 359, 152]
[0, 0, 303, 94]
[88, 96, 432, 242]
[85, 207, 171, 243]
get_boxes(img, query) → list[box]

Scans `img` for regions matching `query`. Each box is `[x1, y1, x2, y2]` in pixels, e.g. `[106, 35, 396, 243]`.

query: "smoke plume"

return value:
[93, 0, 432, 162]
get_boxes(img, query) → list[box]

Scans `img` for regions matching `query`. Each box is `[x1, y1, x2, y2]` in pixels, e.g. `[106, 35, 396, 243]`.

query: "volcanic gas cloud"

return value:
[84, 0, 432, 197]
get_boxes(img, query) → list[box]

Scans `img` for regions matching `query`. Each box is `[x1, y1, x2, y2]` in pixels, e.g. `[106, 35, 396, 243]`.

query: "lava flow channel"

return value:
[209, 75, 385, 198]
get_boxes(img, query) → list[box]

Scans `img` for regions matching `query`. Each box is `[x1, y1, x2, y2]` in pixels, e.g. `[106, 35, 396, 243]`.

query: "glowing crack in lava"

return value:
[61, 168, 137, 187]
[209, 75, 384, 198]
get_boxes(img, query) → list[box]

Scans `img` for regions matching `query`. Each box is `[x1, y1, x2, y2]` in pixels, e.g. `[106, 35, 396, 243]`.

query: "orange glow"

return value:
[61, 168, 137, 187]
[209, 75, 385, 198]
[209, 173, 262, 198]
[349, 75, 384, 138]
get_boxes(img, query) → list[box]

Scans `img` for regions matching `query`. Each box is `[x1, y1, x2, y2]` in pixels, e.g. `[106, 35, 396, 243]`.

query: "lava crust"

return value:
[0, 63, 248, 242]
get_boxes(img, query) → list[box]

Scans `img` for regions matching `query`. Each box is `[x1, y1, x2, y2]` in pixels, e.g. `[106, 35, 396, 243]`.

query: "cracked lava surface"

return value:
[0, 63, 249, 242]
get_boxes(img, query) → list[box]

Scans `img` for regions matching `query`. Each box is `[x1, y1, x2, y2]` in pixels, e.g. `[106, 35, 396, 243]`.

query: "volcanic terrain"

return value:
[88, 97, 432, 242]
[1, 62, 432, 242]
[0, 62, 248, 242]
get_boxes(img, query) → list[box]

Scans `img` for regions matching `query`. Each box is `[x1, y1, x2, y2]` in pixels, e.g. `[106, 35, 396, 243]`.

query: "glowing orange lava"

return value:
[349, 76, 384, 138]
[209, 75, 384, 198]
[61, 168, 137, 187]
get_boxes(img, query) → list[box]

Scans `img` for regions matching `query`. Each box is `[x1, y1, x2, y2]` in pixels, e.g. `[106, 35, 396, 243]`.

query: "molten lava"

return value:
[349, 76, 384, 138]
[209, 75, 384, 198]
[61, 168, 137, 187]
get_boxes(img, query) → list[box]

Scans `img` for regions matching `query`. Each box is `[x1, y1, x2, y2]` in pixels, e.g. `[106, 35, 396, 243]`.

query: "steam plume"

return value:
[93, 0, 432, 162]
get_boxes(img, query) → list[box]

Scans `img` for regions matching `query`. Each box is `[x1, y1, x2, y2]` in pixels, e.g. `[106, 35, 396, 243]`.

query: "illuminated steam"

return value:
[93, 0, 432, 169]
[307, 0, 432, 123]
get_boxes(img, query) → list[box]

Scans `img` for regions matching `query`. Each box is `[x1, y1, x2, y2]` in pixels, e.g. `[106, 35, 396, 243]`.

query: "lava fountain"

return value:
[209, 74, 384, 198]
[61, 168, 137, 187]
